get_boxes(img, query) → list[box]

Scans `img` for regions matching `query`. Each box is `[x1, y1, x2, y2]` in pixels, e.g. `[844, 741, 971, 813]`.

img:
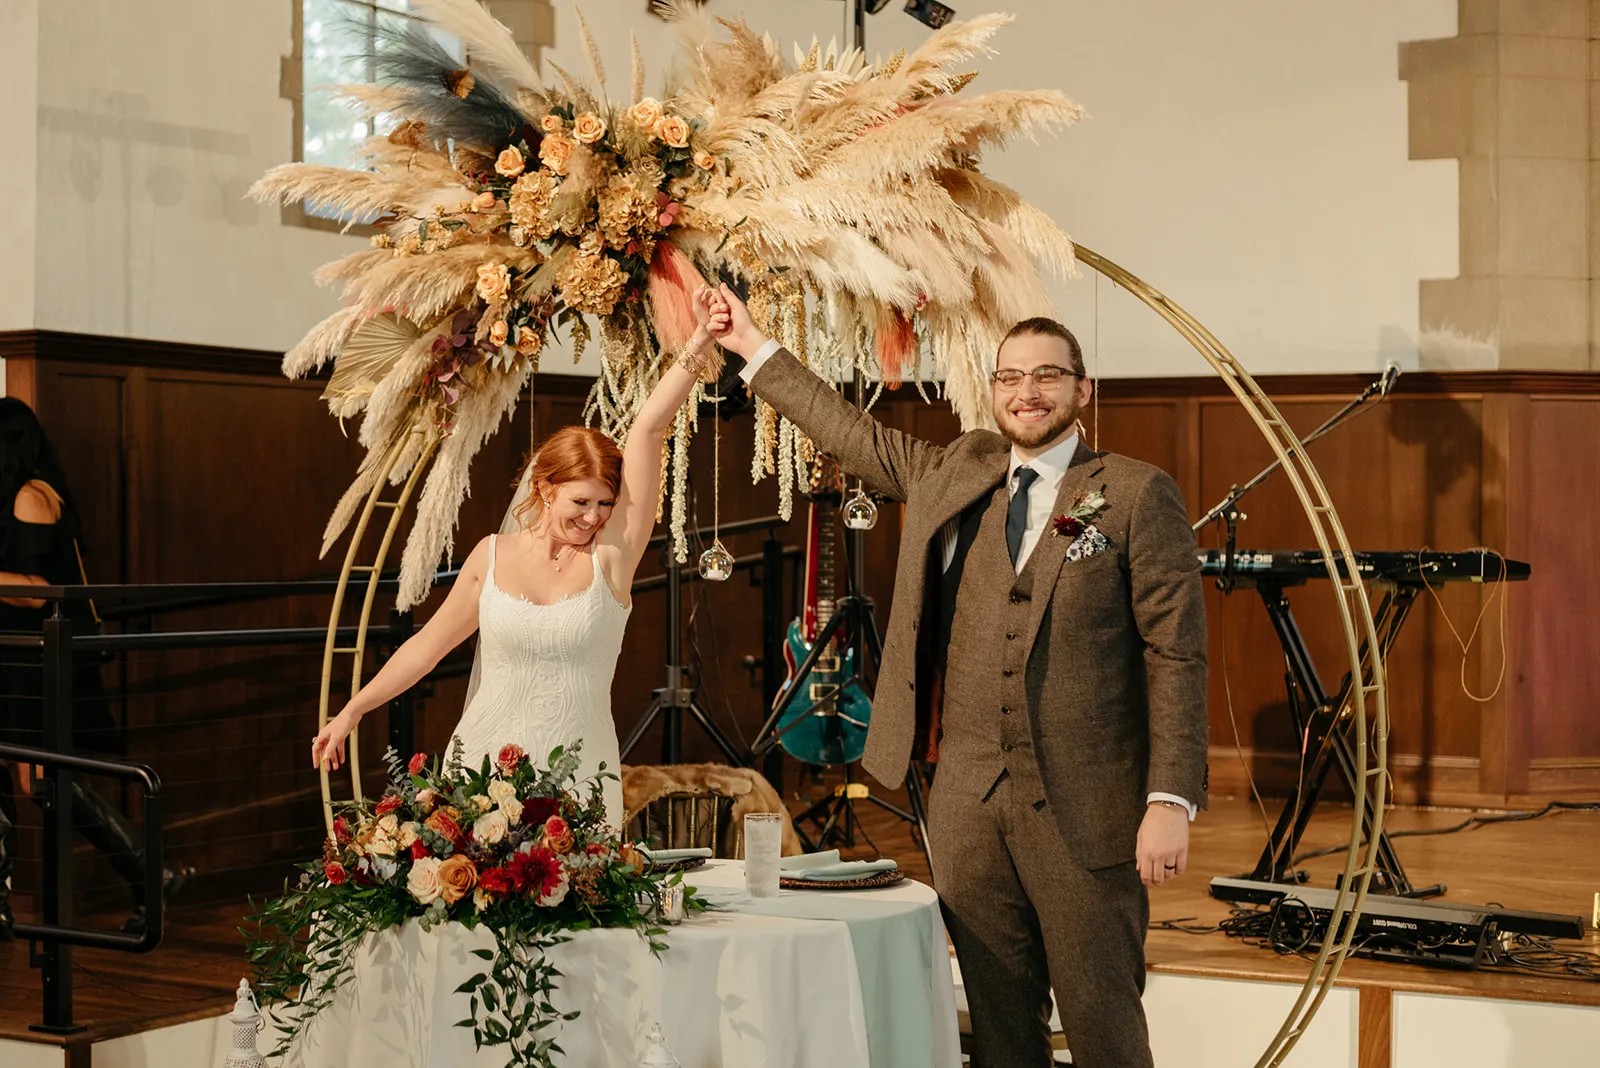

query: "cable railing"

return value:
[0, 513, 801, 1034]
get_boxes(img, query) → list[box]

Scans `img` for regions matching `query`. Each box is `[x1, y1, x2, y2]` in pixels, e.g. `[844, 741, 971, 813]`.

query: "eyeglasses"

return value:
[990, 365, 1082, 390]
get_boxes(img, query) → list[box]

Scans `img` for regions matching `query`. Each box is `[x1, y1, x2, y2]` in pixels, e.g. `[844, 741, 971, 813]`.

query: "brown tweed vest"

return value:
[938, 481, 1044, 791]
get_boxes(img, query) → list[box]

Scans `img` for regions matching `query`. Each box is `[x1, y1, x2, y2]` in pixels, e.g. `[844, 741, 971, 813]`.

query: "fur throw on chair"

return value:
[622, 763, 803, 858]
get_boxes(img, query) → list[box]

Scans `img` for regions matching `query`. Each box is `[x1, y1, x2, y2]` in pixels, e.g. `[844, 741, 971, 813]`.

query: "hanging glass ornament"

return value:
[698, 540, 735, 581]
[698, 391, 735, 581]
[843, 485, 879, 531]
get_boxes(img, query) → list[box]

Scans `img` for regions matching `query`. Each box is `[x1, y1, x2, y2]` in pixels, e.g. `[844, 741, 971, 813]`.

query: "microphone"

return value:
[1378, 361, 1401, 397]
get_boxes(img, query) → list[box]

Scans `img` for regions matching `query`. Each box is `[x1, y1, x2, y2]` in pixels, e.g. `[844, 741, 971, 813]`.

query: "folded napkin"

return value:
[787, 858, 899, 882]
[778, 849, 841, 871]
[639, 846, 713, 864]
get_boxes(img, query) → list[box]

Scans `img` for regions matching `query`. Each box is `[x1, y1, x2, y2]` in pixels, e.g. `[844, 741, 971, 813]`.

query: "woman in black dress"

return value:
[0, 397, 173, 936]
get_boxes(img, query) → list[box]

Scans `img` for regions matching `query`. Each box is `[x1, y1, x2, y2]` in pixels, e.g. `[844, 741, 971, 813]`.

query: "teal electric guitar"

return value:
[773, 475, 873, 765]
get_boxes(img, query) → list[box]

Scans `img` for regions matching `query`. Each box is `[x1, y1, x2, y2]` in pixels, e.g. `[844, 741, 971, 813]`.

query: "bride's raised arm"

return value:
[601, 288, 728, 582]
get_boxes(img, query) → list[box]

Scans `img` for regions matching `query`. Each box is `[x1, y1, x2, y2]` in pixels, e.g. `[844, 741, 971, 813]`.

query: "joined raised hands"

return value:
[693, 283, 766, 357]
[693, 284, 732, 342]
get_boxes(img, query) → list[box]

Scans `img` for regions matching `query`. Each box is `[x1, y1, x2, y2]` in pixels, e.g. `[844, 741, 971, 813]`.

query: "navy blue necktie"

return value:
[1006, 467, 1040, 567]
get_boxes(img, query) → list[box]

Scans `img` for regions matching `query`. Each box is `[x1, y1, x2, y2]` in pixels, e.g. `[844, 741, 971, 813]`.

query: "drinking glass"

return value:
[743, 813, 781, 898]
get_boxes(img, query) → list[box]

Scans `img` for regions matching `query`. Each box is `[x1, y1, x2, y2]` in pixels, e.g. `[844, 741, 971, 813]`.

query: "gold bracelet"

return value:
[676, 340, 724, 383]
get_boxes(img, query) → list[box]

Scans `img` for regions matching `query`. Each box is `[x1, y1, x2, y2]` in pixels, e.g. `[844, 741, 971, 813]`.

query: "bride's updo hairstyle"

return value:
[511, 426, 624, 529]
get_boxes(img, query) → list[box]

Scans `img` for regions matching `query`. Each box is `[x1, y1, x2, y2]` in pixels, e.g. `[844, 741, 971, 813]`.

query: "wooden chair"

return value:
[621, 763, 803, 858]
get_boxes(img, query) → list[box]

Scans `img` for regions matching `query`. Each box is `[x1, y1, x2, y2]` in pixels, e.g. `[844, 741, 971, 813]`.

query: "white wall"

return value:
[32, 0, 350, 352]
[0, 0, 40, 394]
[19, 0, 1458, 381]
[543, 0, 1459, 379]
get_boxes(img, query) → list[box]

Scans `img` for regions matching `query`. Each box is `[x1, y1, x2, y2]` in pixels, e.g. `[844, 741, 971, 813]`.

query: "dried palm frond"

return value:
[267, 3, 1082, 606]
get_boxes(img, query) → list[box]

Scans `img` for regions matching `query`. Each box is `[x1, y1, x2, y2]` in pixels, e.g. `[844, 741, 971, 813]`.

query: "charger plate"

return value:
[778, 868, 907, 891]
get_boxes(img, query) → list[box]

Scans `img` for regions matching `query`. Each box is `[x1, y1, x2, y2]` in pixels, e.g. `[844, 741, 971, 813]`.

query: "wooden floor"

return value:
[4, 792, 1598, 1048]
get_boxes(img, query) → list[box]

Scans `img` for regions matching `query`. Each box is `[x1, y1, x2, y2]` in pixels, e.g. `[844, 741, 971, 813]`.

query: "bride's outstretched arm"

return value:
[603, 288, 729, 583]
[310, 537, 491, 770]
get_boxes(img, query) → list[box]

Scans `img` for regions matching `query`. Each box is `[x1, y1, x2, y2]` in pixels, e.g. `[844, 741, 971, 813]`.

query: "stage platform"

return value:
[2, 796, 1596, 1066]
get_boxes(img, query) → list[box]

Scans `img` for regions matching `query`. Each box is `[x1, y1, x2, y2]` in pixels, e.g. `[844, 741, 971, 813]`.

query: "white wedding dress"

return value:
[450, 534, 630, 826]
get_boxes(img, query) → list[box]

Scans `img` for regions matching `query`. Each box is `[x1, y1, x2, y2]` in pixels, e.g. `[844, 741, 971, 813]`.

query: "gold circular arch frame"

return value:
[313, 247, 1390, 1068]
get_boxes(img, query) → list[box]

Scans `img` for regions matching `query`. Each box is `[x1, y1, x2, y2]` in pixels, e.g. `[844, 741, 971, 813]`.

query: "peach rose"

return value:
[494, 146, 525, 178]
[538, 135, 574, 175]
[516, 328, 543, 356]
[437, 854, 478, 905]
[414, 788, 438, 813]
[655, 115, 690, 148]
[693, 149, 716, 171]
[489, 319, 509, 346]
[572, 112, 606, 144]
[407, 856, 443, 904]
[628, 97, 663, 131]
[472, 190, 498, 212]
[475, 262, 511, 302]
[540, 113, 564, 134]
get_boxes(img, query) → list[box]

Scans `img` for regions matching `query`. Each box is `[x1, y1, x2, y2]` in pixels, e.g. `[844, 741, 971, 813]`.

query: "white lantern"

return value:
[223, 978, 268, 1068]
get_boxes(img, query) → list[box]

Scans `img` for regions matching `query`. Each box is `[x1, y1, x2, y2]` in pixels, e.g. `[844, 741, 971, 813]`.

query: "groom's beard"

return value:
[993, 395, 1082, 450]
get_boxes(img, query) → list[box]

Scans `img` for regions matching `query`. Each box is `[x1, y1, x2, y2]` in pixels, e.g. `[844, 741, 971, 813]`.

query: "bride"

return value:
[310, 294, 729, 825]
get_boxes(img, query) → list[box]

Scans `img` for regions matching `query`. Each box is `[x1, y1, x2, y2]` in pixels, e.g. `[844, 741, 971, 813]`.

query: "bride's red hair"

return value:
[511, 426, 623, 528]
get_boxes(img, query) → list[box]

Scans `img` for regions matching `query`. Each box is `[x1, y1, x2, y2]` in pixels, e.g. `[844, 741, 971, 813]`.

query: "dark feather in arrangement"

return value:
[355, 14, 533, 154]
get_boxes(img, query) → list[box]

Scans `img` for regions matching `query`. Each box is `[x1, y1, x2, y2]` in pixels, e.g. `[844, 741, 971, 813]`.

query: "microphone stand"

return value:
[1194, 365, 1399, 592]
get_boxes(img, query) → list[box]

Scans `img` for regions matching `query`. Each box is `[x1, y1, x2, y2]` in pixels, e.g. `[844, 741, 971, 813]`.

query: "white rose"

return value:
[408, 856, 444, 905]
[398, 821, 420, 849]
[368, 831, 397, 858]
[470, 794, 494, 815]
[487, 780, 521, 822]
[377, 814, 399, 837]
[472, 809, 509, 847]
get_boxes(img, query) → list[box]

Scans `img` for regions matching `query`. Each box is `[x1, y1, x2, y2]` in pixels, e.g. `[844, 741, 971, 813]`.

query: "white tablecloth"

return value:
[281, 860, 961, 1068]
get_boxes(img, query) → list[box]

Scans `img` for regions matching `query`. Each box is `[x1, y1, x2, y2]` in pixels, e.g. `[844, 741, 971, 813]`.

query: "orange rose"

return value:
[472, 190, 498, 212]
[489, 320, 509, 346]
[425, 808, 467, 850]
[539, 135, 574, 175]
[693, 149, 716, 171]
[655, 115, 690, 148]
[572, 112, 606, 144]
[437, 854, 478, 905]
[494, 146, 525, 178]
[542, 815, 574, 853]
[628, 98, 663, 131]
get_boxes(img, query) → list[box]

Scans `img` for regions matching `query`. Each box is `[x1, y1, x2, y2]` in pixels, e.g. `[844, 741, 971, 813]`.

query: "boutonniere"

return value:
[1050, 488, 1108, 539]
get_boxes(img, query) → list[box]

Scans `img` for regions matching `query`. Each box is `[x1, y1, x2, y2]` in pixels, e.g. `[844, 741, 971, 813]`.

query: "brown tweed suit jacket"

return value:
[750, 349, 1209, 869]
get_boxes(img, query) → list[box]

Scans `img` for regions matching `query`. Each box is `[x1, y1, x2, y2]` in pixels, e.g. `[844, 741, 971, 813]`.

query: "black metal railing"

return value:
[0, 512, 800, 1033]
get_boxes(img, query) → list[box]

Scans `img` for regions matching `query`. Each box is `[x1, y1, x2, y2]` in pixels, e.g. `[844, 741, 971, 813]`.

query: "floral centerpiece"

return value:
[245, 741, 701, 1066]
[250, 0, 1083, 608]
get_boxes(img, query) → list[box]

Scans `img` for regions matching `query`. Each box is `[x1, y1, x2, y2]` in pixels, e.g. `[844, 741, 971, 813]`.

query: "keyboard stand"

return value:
[1228, 574, 1445, 900]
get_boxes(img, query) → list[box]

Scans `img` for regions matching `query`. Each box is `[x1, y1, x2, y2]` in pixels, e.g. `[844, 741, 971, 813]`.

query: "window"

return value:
[283, 0, 459, 229]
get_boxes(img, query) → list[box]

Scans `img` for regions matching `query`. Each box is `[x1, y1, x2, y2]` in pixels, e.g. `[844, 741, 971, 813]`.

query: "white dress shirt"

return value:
[741, 337, 1194, 819]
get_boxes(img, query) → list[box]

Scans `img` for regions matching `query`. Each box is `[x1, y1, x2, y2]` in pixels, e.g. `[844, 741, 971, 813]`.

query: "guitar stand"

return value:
[746, 531, 934, 873]
[620, 546, 746, 766]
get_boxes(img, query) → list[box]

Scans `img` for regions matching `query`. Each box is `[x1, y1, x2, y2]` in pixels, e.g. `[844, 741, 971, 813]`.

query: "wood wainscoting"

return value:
[852, 369, 1600, 810]
[3, 331, 1597, 883]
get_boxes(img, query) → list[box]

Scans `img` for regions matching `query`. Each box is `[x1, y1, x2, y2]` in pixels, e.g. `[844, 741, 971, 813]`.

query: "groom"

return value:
[706, 287, 1207, 1067]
